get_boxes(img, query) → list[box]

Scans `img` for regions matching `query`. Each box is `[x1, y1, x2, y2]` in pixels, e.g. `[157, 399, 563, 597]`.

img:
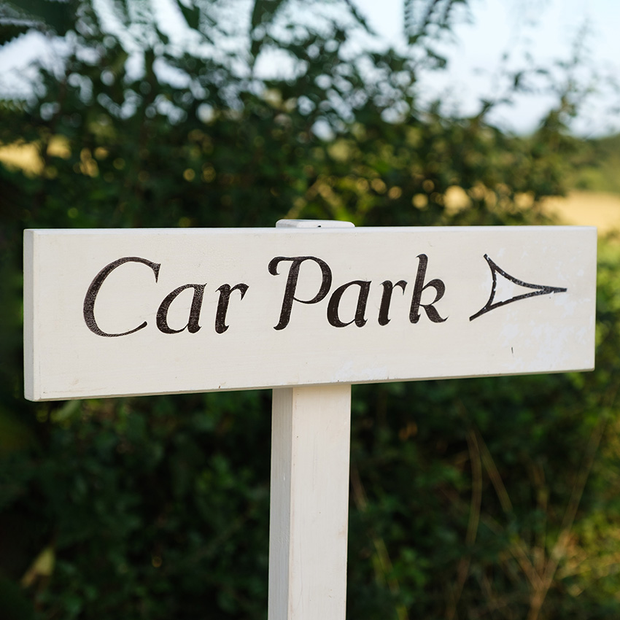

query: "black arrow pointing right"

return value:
[469, 254, 567, 321]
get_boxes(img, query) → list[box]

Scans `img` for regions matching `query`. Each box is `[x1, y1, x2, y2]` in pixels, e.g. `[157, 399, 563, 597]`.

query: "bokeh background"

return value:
[2, 1, 620, 618]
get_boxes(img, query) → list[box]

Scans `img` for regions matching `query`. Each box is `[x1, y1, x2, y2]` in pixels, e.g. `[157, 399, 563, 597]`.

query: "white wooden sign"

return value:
[24, 222, 597, 620]
[24, 226, 596, 402]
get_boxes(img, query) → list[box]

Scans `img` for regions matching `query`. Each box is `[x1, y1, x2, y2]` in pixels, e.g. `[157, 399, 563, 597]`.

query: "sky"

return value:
[351, 0, 620, 135]
[1, 0, 619, 136]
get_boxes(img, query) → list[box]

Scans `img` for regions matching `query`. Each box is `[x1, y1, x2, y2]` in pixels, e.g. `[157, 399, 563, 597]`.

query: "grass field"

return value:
[543, 191, 620, 235]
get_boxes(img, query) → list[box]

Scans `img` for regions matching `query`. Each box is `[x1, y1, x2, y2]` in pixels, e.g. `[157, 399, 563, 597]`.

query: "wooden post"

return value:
[269, 219, 354, 620]
[269, 385, 352, 620]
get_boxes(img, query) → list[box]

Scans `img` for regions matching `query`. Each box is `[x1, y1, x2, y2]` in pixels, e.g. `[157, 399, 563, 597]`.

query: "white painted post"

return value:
[269, 220, 354, 620]
[269, 385, 352, 620]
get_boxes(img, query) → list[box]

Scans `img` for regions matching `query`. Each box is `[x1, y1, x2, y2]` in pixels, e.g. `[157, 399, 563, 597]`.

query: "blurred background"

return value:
[1, 1, 620, 618]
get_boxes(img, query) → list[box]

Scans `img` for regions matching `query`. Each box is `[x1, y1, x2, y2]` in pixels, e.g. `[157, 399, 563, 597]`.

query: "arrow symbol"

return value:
[469, 254, 567, 321]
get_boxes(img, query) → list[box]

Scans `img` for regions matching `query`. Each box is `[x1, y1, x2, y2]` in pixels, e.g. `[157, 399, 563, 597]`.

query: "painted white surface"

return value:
[269, 384, 351, 620]
[24, 226, 597, 401]
[275, 219, 355, 229]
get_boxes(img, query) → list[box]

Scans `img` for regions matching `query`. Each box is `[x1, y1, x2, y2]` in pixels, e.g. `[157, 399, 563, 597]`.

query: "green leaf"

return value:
[404, 0, 466, 45]
[175, 0, 200, 31]
[2, 0, 77, 36]
[0, 23, 29, 46]
[249, 0, 286, 59]
[0, 578, 35, 620]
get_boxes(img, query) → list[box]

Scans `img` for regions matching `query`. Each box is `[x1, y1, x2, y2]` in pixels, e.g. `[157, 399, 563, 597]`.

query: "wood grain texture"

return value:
[23, 226, 597, 401]
[269, 384, 351, 620]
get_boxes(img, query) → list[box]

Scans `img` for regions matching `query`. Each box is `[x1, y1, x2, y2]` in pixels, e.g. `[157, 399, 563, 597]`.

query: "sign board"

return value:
[23, 222, 598, 620]
[24, 226, 596, 402]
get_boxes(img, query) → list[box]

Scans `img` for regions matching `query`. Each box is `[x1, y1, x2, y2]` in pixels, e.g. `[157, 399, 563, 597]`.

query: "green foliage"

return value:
[570, 134, 620, 194]
[404, 0, 467, 51]
[0, 0, 78, 38]
[1, 1, 620, 619]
